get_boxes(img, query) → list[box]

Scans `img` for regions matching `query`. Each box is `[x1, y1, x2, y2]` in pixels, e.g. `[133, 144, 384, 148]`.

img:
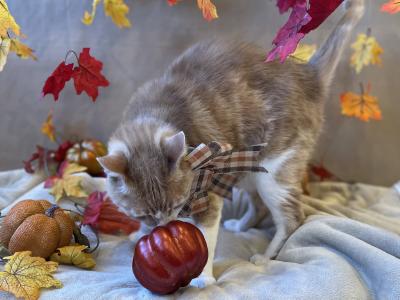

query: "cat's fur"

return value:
[98, 0, 364, 287]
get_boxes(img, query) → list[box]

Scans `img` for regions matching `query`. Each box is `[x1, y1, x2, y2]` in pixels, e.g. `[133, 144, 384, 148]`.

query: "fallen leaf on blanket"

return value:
[0, 36, 10, 71]
[340, 83, 382, 122]
[0, 251, 62, 300]
[82, 0, 101, 25]
[291, 43, 316, 62]
[44, 161, 88, 202]
[83, 191, 140, 235]
[9, 38, 37, 60]
[41, 110, 56, 142]
[0, 0, 21, 38]
[104, 0, 131, 28]
[381, 0, 400, 14]
[72, 48, 110, 102]
[267, 0, 343, 62]
[50, 245, 96, 269]
[311, 164, 334, 181]
[350, 31, 383, 73]
[42, 62, 74, 101]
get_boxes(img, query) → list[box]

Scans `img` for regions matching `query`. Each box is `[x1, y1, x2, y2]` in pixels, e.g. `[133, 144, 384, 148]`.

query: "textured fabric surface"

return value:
[0, 170, 399, 300]
[0, 0, 399, 186]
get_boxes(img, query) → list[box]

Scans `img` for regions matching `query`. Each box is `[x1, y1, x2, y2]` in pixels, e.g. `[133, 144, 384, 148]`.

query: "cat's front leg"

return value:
[190, 193, 223, 289]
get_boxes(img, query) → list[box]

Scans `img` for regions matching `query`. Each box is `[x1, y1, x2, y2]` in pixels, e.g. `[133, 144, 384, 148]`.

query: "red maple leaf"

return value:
[42, 62, 74, 101]
[311, 164, 334, 181]
[53, 140, 74, 162]
[23, 145, 55, 174]
[83, 191, 140, 235]
[300, 0, 343, 34]
[267, 1, 311, 62]
[72, 48, 110, 102]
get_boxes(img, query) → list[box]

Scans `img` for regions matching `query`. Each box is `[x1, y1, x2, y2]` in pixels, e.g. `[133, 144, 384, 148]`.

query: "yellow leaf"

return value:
[82, 0, 101, 25]
[0, 36, 10, 71]
[50, 245, 96, 269]
[41, 110, 56, 142]
[197, 0, 218, 21]
[291, 44, 317, 63]
[350, 33, 383, 73]
[0, 0, 20, 38]
[0, 251, 62, 300]
[340, 84, 382, 122]
[10, 38, 36, 60]
[103, 0, 131, 28]
[49, 163, 88, 202]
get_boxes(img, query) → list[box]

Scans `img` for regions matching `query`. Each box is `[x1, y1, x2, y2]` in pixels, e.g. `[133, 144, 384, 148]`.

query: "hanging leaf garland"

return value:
[267, 0, 344, 63]
[42, 48, 109, 102]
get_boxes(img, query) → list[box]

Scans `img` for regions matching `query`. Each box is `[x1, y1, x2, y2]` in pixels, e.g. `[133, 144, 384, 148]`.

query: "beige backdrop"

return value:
[0, 0, 399, 186]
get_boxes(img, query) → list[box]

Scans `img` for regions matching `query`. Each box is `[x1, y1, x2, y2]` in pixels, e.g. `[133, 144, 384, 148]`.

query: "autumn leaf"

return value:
[197, 0, 218, 21]
[73, 48, 110, 102]
[44, 161, 88, 202]
[381, 0, 400, 14]
[277, 0, 298, 14]
[83, 191, 140, 235]
[42, 62, 74, 101]
[0, 0, 20, 38]
[167, 0, 179, 5]
[50, 245, 96, 269]
[82, 0, 101, 25]
[9, 38, 37, 60]
[350, 31, 383, 73]
[0, 36, 10, 71]
[340, 83, 382, 122]
[104, 0, 131, 28]
[41, 110, 56, 142]
[23, 146, 53, 174]
[0, 251, 62, 300]
[310, 164, 334, 181]
[291, 43, 316, 62]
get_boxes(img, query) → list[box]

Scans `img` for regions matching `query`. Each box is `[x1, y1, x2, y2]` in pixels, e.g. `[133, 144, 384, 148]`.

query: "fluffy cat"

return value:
[98, 0, 364, 288]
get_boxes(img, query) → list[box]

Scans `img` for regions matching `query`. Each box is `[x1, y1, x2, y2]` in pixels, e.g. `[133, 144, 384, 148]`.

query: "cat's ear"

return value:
[162, 131, 186, 166]
[97, 153, 127, 174]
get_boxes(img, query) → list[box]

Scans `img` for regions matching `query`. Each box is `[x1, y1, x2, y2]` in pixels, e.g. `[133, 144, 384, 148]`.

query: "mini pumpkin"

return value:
[0, 200, 74, 258]
[66, 139, 107, 175]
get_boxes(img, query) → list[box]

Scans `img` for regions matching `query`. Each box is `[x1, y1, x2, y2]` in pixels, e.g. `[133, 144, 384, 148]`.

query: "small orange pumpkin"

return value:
[66, 139, 107, 175]
[0, 200, 74, 258]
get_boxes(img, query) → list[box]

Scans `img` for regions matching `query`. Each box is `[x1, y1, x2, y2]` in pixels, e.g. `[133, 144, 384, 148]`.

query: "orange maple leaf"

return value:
[381, 1, 400, 14]
[197, 0, 218, 21]
[340, 83, 382, 122]
[41, 110, 56, 142]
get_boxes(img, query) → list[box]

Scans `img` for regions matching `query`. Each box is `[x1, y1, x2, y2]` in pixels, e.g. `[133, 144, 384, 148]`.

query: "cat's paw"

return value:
[190, 275, 216, 289]
[223, 219, 243, 232]
[250, 254, 270, 266]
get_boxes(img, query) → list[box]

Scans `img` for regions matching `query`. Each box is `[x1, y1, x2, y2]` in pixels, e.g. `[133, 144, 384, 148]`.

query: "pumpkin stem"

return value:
[45, 204, 59, 217]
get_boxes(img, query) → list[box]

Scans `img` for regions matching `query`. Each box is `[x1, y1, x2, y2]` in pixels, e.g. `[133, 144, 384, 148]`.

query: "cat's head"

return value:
[98, 121, 194, 226]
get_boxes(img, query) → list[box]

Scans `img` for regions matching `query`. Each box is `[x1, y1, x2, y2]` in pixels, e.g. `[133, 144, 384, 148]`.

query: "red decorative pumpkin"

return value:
[132, 220, 208, 294]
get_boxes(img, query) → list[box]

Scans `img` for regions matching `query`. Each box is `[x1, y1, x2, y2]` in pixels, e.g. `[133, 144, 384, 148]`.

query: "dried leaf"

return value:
[42, 62, 74, 101]
[381, 0, 400, 14]
[291, 43, 316, 62]
[72, 48, 110, 102]
[23, 145, 54, 174]
[311, 164, 334, 181]
[0, 0, 20, 38]
[73, 226, 91, 248]
[50, 245, 96, 269]
[41, 110, 56, 142]
[0, 245, 10, 259]
[197, 0, 218, 21]
[83, 191, 140, 235]
[9, 38, 37, 60]
[45, 161, 88, 202]
[82, 0, 101, 25]
[350, 32, 383, 73]
[0, 36, 10, 71]
[340, 83, 382, 122]
[0, 251, 62, 300]
[103, 0, 131, 28]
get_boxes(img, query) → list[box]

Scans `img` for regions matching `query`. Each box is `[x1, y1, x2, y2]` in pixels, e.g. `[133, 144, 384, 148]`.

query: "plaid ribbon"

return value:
[179, 141, 268, 217]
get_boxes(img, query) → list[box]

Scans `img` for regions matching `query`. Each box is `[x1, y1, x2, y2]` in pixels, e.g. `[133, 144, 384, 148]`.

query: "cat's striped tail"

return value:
[309, 0, 364, 89]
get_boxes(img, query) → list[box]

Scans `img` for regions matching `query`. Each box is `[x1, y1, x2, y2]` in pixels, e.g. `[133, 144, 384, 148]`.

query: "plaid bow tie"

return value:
[179, 141, 268, 217]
